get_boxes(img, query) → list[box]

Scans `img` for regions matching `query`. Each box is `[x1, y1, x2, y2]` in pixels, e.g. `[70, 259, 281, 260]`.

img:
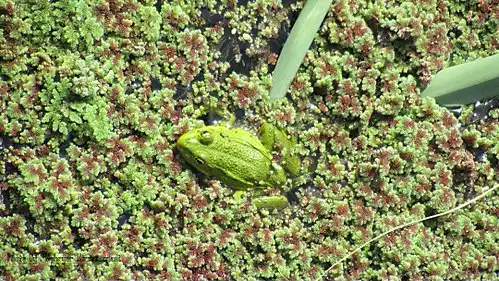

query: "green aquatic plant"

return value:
[269, 0, 333, 101]
[317, 184, 498, 280]
[422, 53, 499, 106]
[1, 0, 499, 280]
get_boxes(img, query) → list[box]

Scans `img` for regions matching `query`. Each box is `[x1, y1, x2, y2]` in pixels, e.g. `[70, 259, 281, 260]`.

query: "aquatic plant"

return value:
[269, 0, 333, 101]
[422, 53, 499, 106]
[0, 0, 498, 280]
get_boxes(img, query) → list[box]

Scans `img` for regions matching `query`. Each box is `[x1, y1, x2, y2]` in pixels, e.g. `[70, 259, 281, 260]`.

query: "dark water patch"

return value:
[200, 8, 224, 27]
[447, 27, 463, 39]
[471, 102, 489, 123]
[132, 78, 142, 90]
[234, 108, 245, 120]
[219, 33, 241, 61]
[58, 133, 74, 160]
[474, 148, 487, 162]
[489, 154, 498, 169]
[221, 33, 256, 75]
[268, 19, 291, 54]
[401, 273, 412, 281]
[193, 72, 204, 84]
[313, 86, 328, 96]
[64, 91, 92, 103]
[349, 127, 360, 139]
[54, 71, 61, 82]
[486, 98, 499, 108]
[0, 189, 9, 212]
[422, 207, 439, 229]
[225, 56, 255, 75]
[209, 91, 219, 99]
[286, 188, 300, 205]
[72, 134, 91, 147]
[281, 0, 296, 5]
[0, 134, 13, 150]
[199, 108, 246, 125]
[199, 110, 216, 125]
[150, 76, 161, 91]
[174, 84, 191, 100]
[471, 98, 499, 123]
[154, 0, 163, 13]
[448, 106, 462, 118]
[117, 212, 132, 230]
[3, 162, 17, 175]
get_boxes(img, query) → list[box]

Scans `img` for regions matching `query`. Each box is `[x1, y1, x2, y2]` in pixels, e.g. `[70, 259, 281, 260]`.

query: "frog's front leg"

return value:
[215, 110, 236, 127]
[259, 123, 301, 177]
[193, 103, 236, 126]
[234, 190, 288, 210]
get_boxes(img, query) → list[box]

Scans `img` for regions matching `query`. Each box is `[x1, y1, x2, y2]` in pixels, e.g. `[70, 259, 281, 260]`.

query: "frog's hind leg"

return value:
[233, 190, 289, 210]
[258, 122, 276, 151]
[259, 123, 301, 177]
[253, 195, 288, 210]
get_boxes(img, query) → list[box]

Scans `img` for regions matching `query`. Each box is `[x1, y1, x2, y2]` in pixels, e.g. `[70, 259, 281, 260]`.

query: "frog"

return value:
[176, 119, 300, 210]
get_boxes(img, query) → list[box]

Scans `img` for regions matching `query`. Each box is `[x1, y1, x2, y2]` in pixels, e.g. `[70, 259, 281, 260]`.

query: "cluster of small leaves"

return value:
[0, 0, 498, 280]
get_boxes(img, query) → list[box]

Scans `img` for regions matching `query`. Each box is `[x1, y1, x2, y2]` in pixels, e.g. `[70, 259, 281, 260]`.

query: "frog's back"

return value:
[208, 126, 273, 189]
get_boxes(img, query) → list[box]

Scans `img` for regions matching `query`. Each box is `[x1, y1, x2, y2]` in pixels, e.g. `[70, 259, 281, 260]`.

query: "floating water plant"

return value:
[317, 184, 499, 280]
[1, 0, 499, 280]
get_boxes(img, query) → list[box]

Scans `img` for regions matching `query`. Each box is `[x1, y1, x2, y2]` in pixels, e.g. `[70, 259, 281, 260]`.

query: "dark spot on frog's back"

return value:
[220, 131, 228, 138]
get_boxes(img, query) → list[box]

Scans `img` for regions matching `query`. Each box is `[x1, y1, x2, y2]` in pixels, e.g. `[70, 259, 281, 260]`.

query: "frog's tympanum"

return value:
[177, 123, 300, 209]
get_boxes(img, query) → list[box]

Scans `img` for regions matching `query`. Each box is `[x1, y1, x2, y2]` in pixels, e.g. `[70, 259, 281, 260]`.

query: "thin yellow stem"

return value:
[316, 185, 498, 281]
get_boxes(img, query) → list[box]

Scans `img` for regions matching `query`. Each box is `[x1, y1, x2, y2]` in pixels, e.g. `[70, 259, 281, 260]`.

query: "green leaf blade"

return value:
[269, 0, 333, 102]
[422, 53, 499, 106]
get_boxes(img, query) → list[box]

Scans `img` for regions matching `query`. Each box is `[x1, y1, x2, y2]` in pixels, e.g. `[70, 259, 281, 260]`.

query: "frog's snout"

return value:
[176, 131, 202, 154]
[177, 133, 196, 150]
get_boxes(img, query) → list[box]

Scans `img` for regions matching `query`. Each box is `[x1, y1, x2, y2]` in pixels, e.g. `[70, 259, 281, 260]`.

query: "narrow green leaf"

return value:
[422, 53, 499, 106]
[269, 0, 333, 101]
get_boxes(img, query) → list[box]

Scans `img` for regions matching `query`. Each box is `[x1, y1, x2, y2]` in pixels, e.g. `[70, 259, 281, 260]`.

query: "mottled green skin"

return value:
[177, 124, 299, 209]
[259, 123, 301, 177]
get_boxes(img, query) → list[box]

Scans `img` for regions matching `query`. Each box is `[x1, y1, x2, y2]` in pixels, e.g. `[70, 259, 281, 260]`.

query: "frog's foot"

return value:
[259, 122, 301, 177]
[218, 111, 236, 127]
[253, 195, 288, 210]
[233, 190, 288, 210]
[193, 102, 236, 126]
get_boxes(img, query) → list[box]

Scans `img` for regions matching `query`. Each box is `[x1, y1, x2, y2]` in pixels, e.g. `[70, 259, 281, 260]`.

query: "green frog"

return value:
[177, 121, 300, 209]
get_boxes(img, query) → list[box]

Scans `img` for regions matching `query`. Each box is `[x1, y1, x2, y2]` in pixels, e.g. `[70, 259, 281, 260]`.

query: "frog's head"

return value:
[176, 127, 216, 176]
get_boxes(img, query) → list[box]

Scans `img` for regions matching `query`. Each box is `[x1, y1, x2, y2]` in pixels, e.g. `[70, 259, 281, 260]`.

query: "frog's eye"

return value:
[195, 157, 205, 165]
[200, 130, 213, 145]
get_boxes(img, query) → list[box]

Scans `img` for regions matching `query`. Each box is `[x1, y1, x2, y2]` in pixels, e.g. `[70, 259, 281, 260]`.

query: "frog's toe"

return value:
[283, 155, 301, 177]
[233, 190, 246, 201]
